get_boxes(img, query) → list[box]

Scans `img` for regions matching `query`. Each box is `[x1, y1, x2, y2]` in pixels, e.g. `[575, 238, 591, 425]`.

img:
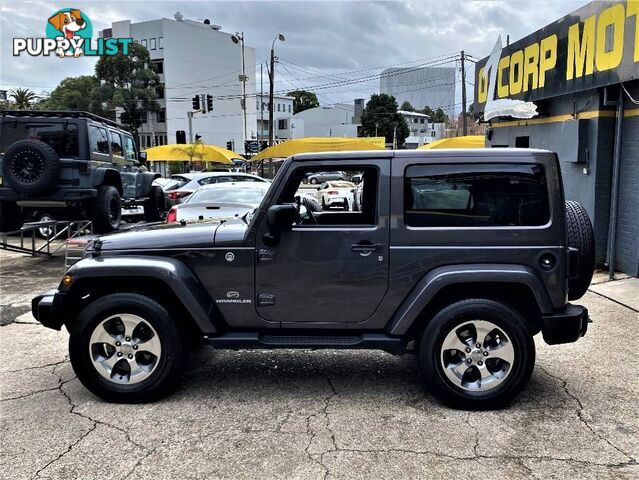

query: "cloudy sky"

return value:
[1, 0, 585, 110]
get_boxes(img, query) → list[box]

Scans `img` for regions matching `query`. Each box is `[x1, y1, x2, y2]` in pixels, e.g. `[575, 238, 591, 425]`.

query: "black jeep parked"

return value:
[32, 149, 594, 409]
[0, 110, 165, 233]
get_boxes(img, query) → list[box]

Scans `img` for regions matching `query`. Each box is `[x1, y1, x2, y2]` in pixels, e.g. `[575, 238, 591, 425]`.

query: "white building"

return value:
[380, 67, 456, 120]
[255, 94, 294, 143]
[289, 104, 359, 139]
[399, 110, 430, 148]
[102, 14, 256, 154]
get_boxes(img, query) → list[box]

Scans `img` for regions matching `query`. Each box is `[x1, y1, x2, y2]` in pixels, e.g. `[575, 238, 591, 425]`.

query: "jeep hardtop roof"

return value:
[291, 148, 554, 162]
[1, 110, 123, 130]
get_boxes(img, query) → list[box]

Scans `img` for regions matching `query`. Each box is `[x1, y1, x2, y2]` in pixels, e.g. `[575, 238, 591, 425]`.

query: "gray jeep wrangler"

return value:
[32, 149, 594, 409]
[0, 110, 166, 233]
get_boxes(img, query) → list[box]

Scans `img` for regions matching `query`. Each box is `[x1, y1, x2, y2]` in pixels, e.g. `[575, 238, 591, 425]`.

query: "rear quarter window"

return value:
[404, 164, 550, 228]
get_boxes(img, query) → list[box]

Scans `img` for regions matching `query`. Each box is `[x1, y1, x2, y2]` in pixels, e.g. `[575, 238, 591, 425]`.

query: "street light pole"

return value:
[260, 63, 264, 145]
[232, 33, 248, 153]
[268, 33, 285, 147]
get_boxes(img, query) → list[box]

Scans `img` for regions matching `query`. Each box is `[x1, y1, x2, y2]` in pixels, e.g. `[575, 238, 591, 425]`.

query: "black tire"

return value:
[343, 199, 349, 211]
[565, 200, 595, 300]
[69, 293, 186, 403]
[144, 185, 167, 222]
[418, 299, 535, 410]
[310, 178, 318, 184]
[0, 201, 23, 232]
[34, 212, 55, 239]
[2, 140, 60, 194]
[321, 197, 328, 210]
[93, 186, 121, 233]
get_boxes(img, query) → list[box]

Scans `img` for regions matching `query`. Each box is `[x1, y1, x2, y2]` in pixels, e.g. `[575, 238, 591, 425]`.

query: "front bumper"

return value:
[31, 290, 65, 330]
[541, 303, 589, 345]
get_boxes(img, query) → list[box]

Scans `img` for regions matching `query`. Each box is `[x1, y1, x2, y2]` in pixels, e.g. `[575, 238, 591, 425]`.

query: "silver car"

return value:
[305, 171, 347, 185]
[166, 182, 270, 224]
[166, 172, 269, 205]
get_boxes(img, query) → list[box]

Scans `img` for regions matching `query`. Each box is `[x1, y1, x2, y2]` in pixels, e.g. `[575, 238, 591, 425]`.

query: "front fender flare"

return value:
[387, 264, 554, 335]
[63, 256, 218, 334]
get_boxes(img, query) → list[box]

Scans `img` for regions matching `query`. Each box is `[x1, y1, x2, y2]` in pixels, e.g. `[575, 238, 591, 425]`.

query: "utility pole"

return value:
[461, 50, 468, 136]
[268, 48, 275, 146]
[260, 63, 264, 145]
[392, 123, 397, 150]
[240, 34, 247, 150]
[187, 111, 193, 143]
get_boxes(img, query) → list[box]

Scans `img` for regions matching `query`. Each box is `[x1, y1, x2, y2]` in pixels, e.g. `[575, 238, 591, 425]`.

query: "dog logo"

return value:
[225, 252, 235, 262]
[47, 9, 87, 57]
[13, 8, 133, 58]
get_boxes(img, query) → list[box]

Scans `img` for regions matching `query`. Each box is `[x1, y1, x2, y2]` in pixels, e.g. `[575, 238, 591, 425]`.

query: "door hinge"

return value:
[257, 293, 276, 306]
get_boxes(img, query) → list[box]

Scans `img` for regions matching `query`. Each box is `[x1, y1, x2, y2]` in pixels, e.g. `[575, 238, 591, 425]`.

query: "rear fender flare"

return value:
[387, 264, 553, 335]
[63, 256, 218, 334]
[93, 168, 123, 195]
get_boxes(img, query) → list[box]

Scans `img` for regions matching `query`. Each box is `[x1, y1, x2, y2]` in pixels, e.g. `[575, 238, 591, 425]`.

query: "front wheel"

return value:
[418, 299, 535, 410]
[69, 293, 186, 403]
[93, 186, 121, 233]
[144, 185, 167, 222]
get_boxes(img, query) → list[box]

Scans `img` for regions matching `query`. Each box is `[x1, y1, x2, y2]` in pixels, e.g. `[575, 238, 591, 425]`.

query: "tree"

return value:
[420, 105, 448, 123]
[9, 88, 38, 109]
[399, 101, 415, 112]
[287, 90, 319, 114]
[175, 138, 205, 171]
[40, 76, 105, 114]
[360, 94, 410, 147]
[95, 43, 160, 138]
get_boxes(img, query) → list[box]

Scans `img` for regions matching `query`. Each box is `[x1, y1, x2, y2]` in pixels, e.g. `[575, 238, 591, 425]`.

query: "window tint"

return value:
[123, 136, 136, 160]
[110, 131, 123, 157]
[89, 126, 109, 154]
[405, 164, 550, 227]
[0, 124, 79, 157]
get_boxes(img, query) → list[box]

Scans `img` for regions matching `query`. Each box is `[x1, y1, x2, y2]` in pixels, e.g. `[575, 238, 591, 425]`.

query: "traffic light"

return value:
[226, 140, 234, 151]
[176, 130, 186, 144]
[206, 95, 213, 112]
[192, 95, 200, 111]
[195, 134, 202, 142]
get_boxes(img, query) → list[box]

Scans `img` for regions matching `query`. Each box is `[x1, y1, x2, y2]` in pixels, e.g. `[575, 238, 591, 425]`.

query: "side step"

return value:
[203, 333, 403, 354]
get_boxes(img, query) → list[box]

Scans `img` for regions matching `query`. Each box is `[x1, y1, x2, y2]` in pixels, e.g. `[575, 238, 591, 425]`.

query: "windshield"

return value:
[186, 185, 268, 205]
[0, 123, 79, 157]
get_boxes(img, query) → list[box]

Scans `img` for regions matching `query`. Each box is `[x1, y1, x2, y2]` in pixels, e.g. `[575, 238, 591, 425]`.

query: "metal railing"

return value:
[0, 220, 93, 257]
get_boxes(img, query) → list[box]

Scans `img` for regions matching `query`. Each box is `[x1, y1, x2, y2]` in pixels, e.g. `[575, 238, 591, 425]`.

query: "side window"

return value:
[89, 126, 109, 155]
[198, 177, 215, 186]
[110, 131, 123, 158]
[404, 164, 550, 227]
[123, 136, 136, 161]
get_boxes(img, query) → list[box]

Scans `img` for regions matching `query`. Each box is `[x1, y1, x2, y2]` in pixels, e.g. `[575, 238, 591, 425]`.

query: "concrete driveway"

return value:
[1, 253, 638, 479]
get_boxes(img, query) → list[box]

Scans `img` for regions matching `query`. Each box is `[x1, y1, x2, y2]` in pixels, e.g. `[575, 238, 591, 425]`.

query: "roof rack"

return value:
[1, 110, 123, 129]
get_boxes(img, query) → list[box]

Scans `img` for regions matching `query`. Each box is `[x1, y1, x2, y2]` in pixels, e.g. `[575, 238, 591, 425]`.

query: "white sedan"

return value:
[315, 181, 356, 210]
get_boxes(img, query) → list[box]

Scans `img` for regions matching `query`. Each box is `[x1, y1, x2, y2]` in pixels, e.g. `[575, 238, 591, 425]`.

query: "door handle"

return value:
[351, 243, 383, 255]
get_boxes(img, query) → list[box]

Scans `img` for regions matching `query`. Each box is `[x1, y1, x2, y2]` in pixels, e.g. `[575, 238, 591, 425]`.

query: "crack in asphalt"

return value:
[304, 376, 339, 479]
[536, 365, 635, 464]
[4, 358, 69, 374]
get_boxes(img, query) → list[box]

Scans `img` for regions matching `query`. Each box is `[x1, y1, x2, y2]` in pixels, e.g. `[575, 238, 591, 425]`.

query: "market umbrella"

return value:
[250, 137, 385, 161]
[144, 143, 243, 164]
[418, 135, 485, 149]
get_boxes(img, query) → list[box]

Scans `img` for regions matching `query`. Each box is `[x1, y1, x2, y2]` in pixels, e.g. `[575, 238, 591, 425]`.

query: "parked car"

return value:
[33, 149, 594, 409]
[304, 171, 346, 184]
[166, 182, 270, 224]
[0, 110, 164, 233]
[315, 181, 356, 210]
[166, 172, 268, 205]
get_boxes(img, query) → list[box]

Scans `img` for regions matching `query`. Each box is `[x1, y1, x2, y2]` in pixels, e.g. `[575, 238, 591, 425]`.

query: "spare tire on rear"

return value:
[565, 200, 595, 300]
[1, 140, 60, 194]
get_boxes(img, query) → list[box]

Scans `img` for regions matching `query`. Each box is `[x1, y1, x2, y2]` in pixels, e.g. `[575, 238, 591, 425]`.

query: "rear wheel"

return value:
[343, 199, 349, 210]
[310, 178, 318, 185]
[34, 212, 55, 239]
[418, 299, 535, 410]
[93, 186, 121, 233]
[144, 186, 167, 222]
[69, 293, 186, 403]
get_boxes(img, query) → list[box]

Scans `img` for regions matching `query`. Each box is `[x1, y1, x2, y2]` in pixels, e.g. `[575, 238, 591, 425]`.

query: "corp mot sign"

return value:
[474, 0, 639, 117]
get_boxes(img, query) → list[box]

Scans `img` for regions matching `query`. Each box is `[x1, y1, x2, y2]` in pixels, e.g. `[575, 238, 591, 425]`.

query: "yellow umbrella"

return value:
[418, 135, 485, 149]
[144, 143, 244, 164]
[250, 137, 385, 161]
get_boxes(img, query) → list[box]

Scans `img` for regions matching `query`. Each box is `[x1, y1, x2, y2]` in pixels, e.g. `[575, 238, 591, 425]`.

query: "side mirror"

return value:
[138, 151, 147, 163]
[267, 204, 297, 234]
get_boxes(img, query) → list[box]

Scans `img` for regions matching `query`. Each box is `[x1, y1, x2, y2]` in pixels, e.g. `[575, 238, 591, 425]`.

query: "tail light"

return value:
[168, 191, 191, 200]
[327, 191, 339, 195]
[166, 207, 177, 223]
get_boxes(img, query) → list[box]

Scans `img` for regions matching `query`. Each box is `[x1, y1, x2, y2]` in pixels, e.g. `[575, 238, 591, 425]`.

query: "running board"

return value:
[203, 333, 403, 354]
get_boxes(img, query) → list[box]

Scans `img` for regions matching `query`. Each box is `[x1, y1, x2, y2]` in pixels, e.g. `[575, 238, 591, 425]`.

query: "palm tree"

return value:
[9, 88, 38, 109]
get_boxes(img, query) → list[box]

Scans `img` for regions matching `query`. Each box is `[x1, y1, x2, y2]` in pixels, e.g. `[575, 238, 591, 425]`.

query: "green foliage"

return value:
[40, 76, 106, 115]
[360, 94, 410, 147]
[421, 105, 448, 123]
[9, 88, 38, 109]
[399, 101, 415, 112]
[287, 90, 319, 114]
[95, 43, 160, 136]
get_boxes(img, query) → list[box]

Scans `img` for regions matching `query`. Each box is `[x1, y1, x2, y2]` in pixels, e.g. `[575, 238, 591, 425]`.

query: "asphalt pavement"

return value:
[1, 249, 638, 479]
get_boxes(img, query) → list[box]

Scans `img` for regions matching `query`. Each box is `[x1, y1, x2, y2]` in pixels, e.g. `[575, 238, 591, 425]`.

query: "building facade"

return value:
[256, 94, 294, 143]
[399, 110, 429, 148]
[289, 104, 359, 139]
[473, 0, 639, 277]
[380, 67, 456, 120]
[102, 15, 256, 154]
